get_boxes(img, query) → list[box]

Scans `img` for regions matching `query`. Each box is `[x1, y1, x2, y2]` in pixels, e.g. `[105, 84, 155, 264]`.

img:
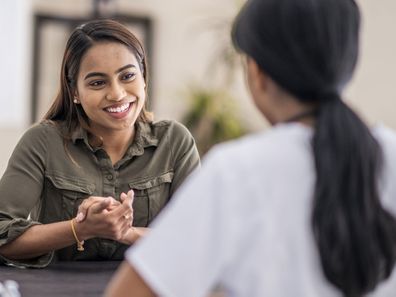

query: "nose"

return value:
[106, 81, 125, 101]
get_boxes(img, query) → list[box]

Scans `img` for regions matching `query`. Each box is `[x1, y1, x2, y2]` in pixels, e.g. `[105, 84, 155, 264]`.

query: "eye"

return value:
[88, 80, 105, 88]
[121, 72, 136, 81]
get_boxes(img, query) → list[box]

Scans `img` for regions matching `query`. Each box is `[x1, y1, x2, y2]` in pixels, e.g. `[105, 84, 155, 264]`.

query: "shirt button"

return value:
[106, 174, 113, 180]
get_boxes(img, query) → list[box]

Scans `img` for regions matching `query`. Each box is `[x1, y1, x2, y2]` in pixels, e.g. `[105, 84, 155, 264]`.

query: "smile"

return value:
[105, 102, 131, 113]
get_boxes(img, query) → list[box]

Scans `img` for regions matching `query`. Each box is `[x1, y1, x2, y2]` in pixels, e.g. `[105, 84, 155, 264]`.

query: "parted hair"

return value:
[44, 19, 153, 139]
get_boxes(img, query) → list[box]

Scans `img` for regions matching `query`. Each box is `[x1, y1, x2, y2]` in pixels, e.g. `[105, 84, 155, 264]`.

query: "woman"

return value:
[105, 0, 396, 296]
[0, 19, 199, 268]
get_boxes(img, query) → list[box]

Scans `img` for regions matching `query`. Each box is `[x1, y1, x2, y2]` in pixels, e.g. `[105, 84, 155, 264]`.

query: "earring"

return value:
[73, 96, 79, 104]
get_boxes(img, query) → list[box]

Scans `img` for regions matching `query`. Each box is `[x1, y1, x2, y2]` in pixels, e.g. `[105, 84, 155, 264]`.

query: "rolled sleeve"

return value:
[0, 218, 54, 268]
[0, 123, 52, 268]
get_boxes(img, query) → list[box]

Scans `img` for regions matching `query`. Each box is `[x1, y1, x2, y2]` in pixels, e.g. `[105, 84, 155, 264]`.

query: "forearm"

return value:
[0, 220, 77, 260]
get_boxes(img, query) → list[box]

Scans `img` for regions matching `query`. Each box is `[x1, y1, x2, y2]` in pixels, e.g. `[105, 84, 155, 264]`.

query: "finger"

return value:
[123, 190, 134, 222]
[120, 192, 127, 202]
[76, 196, 118, 222]
[75, 211, 85, 223]
[90, 197, 113, 214]
[127, 190, 134, 207]
[120, 191, 134, 212]
[122, 212, 133, 221]
[107, 197, 121, 211]
[110, 197, 133, 219]
[76, 197, 96, 222]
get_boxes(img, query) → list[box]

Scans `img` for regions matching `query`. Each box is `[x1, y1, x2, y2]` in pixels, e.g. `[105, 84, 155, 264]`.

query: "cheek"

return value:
[136, 85, 146, 103]
[79, 103, 94, 119]
[138, 93, 146, 110]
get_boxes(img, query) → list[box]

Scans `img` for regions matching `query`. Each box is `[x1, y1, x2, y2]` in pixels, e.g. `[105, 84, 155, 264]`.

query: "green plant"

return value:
[182, 87, 246, 156]
[181, 1, 248, 156]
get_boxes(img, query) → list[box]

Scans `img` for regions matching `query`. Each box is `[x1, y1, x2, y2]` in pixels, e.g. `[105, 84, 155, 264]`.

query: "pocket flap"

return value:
[128, 172, 173, 190]
[46, 173, 95, 194]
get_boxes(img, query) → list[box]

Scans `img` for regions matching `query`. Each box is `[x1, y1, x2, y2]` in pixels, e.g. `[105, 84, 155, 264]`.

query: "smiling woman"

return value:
[0, 19, 200, 268]
[74, 42, 147, 161]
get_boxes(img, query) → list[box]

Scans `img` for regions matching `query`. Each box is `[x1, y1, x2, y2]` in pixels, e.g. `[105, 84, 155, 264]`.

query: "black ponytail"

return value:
[312, 97, 396, 296]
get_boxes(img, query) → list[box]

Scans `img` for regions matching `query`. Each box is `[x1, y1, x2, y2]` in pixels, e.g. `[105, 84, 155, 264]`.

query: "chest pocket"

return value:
[46, 173, 95, 221]
[129, 172, 173, 227]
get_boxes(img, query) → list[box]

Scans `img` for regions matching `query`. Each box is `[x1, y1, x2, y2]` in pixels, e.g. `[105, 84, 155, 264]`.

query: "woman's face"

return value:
[75, 41, 145, 136]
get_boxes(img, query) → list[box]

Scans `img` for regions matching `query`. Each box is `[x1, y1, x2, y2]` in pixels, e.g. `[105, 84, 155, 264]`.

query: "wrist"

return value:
[73, 220, 91, 241]
[120, 227, 141, 245]
[70, 219, 85, 251]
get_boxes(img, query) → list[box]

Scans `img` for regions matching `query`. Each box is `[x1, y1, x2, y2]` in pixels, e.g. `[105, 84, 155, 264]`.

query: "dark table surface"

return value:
[0, 261, 121, 297]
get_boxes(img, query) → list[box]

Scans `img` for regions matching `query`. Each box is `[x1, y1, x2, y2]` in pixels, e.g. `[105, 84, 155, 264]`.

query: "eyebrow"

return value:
[84, 64, 136, 80]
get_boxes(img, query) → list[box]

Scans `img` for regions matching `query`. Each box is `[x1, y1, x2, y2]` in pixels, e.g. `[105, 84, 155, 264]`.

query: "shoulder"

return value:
[149, 120, 195, 146]
[202, 123, 313, 183]
[18, 121, 62, 145]
[9, 121, 63, 165]
[150, 120, 192, 137]
[371, 125, 396, 216]
[209, 123, 312, 164]
[372, 124, 396, 175]
[372, 124, 396, 170]
[372, 124, 396, 150]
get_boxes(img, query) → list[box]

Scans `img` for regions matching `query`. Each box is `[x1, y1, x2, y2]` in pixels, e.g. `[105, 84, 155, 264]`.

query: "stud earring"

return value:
[73, 97, 79, 104]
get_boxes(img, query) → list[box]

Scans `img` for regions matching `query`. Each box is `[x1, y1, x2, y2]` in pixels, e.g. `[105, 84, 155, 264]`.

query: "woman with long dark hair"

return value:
[105, 0, 396, 296]
[0, 19, 199, 268]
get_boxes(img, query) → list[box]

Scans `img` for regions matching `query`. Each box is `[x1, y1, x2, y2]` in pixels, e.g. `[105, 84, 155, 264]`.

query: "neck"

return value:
[267, 92, 317, 127]
[90, 127, 135, 164]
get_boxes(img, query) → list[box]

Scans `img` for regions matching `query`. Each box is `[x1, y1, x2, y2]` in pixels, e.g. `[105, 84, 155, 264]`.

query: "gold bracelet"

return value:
[70, 219, 85, 251]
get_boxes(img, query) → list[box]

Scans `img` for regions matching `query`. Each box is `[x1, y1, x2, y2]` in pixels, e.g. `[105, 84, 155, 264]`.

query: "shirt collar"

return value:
[71, 121, 159, 155]
[127, 121, 159, 157]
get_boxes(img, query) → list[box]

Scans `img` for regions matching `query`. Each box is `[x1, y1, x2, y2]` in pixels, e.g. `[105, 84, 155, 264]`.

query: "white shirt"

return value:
[126, 123, 396, 297]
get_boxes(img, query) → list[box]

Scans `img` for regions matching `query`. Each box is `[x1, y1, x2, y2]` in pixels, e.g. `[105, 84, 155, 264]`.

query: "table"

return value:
[0, 261, 120, 297]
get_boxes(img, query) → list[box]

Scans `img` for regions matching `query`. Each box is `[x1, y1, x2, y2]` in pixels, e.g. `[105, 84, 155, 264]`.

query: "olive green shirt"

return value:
[0, 120, 200, 268]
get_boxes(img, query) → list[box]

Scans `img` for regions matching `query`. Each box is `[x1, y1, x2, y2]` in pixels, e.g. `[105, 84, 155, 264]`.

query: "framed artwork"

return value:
[31, 13, 152, 123]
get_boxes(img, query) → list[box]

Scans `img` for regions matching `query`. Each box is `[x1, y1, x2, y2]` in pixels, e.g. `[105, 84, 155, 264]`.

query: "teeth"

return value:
[106, 103, 130, 113]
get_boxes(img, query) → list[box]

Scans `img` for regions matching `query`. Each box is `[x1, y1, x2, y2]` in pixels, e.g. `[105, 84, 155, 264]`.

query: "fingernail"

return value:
[76, 212, 84, 222]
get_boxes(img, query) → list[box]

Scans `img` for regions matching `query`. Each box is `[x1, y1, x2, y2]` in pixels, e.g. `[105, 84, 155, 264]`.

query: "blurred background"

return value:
[0, 0, 395, 175]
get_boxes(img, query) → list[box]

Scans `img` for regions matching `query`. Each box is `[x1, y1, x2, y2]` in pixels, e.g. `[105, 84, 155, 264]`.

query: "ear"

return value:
[246, 57, 268, 93]
[73, 91, 81, 104]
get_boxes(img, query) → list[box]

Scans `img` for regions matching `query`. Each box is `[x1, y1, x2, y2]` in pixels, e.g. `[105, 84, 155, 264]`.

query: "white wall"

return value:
[0, 0, 395, 175]
[347, 0, 396, 127]
[0, 0, 32, 174]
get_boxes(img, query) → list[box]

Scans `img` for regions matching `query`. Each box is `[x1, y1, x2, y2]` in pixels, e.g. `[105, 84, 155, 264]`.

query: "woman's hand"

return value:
[75, 196, 120, 223]
[74, 190, 134, 242]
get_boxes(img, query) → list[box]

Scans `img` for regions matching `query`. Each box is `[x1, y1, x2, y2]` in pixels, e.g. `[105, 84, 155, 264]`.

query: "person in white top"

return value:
[104, 0, 396, 296]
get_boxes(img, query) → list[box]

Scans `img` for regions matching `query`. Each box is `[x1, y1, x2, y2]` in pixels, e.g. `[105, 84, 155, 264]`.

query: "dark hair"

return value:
[232, 0, 396, 295]
[44, 19, 153, 139]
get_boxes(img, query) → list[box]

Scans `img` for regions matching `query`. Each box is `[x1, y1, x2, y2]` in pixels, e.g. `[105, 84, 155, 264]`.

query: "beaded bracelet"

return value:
[70, 219, 85, 251]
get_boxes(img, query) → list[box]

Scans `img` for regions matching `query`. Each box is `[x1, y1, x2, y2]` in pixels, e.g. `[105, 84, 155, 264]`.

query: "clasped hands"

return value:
[72, 190, 136, 245]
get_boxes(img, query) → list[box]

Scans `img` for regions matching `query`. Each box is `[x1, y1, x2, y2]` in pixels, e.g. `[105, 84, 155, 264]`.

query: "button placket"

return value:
[97, 151, 117, 198]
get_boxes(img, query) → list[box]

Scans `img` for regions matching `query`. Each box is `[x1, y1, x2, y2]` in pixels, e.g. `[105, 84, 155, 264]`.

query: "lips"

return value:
[105, 102, 131, 113]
